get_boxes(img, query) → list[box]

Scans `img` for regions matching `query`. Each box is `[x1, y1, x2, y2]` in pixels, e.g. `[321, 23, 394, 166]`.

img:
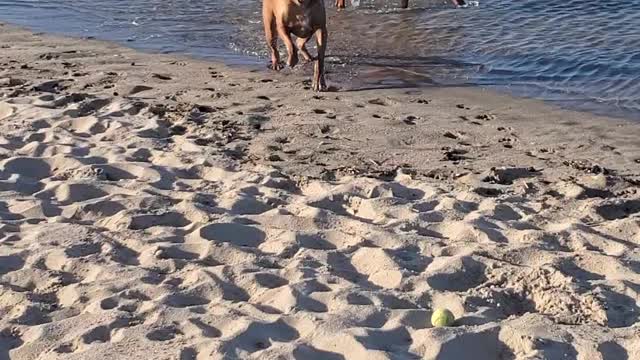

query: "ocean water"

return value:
[1, 0, 639, 119]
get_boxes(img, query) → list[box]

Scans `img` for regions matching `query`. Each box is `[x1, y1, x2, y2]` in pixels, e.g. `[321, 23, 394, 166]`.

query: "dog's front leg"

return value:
[312, 27, 327, 91]
[263, 8, 282, 70]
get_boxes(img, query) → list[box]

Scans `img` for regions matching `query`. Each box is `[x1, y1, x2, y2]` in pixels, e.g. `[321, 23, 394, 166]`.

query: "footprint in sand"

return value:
[152, 73, 172, 81]
[595, 199, 640, 220]
[443, 131, 466, 140]
[368, 98, 387, 106]
[146, 326, 183, 342]
[499, 137, 517, 148]
[210, 71, 224, 79]
[199, 223, 266, 247]
[403, 115, 418, 125]
[0, 254, 25, 275]
[2, 157, 52, 180]
[476, 113, 496, 121]
[128, 85, 154, 95]
[441, 148, 467, 163]
[3, 78, 27, 87]
[63, 98, 111, 117]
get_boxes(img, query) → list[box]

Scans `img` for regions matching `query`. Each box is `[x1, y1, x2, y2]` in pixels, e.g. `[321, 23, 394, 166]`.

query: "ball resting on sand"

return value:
[431, 308, 455, 327]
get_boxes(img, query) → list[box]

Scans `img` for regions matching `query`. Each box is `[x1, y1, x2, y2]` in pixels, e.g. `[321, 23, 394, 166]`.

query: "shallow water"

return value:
[1, 0, 639, 119]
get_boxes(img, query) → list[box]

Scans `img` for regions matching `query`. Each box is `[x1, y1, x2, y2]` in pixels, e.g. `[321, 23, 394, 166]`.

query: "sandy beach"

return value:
[1, 22, 639, 359]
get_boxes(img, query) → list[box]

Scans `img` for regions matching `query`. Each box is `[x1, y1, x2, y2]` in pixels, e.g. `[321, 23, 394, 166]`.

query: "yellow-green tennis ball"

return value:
[431, 308, 455, 327]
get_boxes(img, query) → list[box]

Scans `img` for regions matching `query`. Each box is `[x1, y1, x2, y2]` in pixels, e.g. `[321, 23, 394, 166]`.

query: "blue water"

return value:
[1, 0, 639, 119]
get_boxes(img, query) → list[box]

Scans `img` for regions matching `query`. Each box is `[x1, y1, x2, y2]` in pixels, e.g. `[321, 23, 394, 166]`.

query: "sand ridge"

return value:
[1, 23, 640, 359]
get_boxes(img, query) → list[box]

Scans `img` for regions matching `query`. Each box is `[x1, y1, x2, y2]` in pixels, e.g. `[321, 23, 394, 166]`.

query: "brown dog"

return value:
[263, 0, 328, 91]
[335, 0, 465, 10]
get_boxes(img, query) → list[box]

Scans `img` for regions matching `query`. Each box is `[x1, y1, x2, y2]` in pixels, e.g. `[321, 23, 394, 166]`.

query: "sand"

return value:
[0, 22, 639, 360]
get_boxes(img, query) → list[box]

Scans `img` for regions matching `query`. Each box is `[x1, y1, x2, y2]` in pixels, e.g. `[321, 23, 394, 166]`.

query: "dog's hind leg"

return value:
[262, 6, 282, 70]
[296, 37, 313, 62]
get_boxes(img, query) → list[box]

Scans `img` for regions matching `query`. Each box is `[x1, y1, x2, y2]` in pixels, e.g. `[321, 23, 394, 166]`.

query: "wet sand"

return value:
[1, 23, 639, 359]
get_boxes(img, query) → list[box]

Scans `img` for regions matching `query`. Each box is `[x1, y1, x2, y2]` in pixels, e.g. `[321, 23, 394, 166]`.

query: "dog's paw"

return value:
[269, 62, 284, 71]
[287, 55, 299, 69]
[312, 79, 328, 92]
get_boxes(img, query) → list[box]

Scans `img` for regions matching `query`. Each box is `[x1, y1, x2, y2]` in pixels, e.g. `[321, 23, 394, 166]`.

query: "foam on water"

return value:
[1, 0, 639, 119]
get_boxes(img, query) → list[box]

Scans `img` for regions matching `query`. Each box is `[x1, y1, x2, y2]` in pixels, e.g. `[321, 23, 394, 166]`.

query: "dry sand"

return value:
[1, 22, 639, 359]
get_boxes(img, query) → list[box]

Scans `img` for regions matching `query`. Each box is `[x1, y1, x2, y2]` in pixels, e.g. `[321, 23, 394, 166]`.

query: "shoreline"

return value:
[1, 22, 640, 359]
[1, 18, 638, 122]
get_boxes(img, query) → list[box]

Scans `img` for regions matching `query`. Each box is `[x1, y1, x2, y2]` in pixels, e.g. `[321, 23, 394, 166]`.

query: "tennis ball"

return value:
[431, 308, 455, 327]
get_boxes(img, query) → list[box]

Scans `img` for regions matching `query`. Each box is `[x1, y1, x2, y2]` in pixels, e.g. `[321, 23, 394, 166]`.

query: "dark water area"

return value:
[1, 0, 639, 120]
